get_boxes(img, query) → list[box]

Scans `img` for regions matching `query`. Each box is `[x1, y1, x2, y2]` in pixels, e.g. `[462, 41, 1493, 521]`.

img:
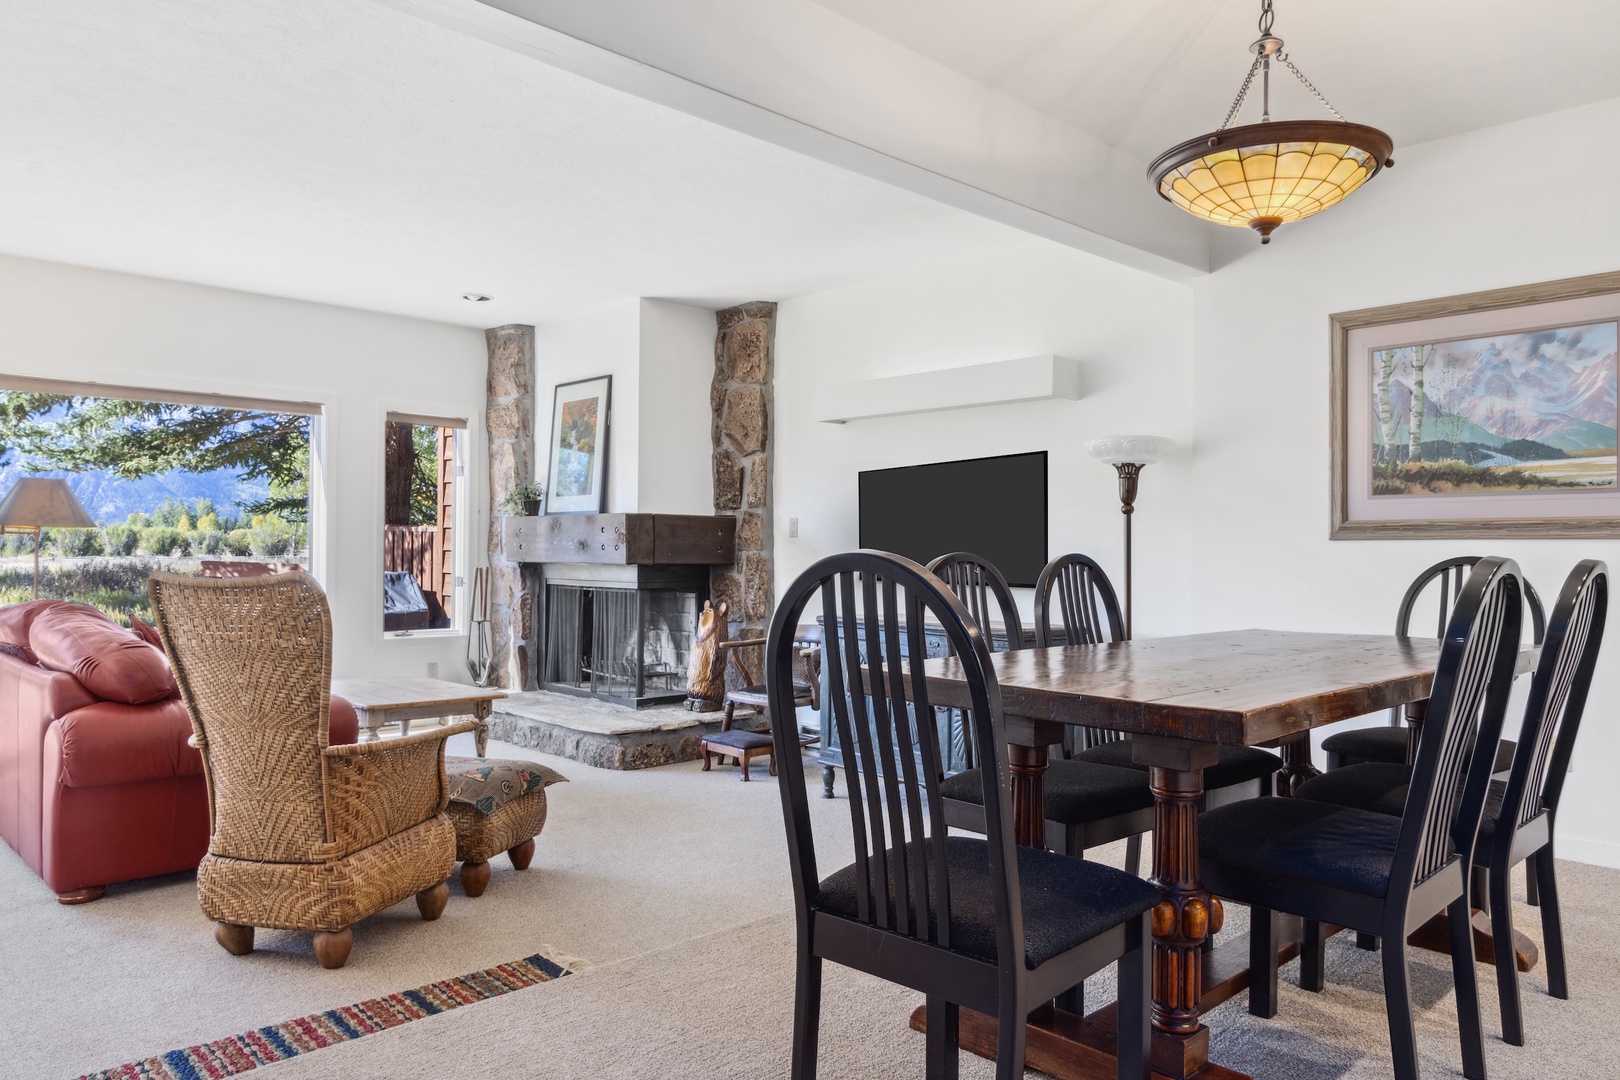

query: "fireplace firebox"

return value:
[538, 564, 706, 708]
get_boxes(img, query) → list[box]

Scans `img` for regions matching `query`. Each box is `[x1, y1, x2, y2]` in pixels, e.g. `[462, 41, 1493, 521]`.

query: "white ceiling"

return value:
[0, 1, 1033, 328]
[810, 0, 1620, 163]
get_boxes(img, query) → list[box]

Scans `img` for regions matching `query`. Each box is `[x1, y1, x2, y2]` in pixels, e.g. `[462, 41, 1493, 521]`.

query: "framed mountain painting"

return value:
[543, 375, 611, 514]
[1331, 271, 1620, 538]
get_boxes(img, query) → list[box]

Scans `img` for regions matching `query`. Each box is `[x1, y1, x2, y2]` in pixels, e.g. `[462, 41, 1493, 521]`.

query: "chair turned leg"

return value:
[1382, 926, 1419, 1080]
[701, 747, 712, 772]
[1249, 907, 1279, 1018]
[55, 886, 105, 905]
[1524, 850, 1541, 907]
[417, 880, 449, 921]
[1300, 919, 1326, 992]
[721, 701, 737, 731]
[1535, 846, 1568, 1000]
[994, 987, 1027, 1080]
[739, 752, 752, 781]
[791, 944, 822, 1080]
[508, 837, 536, 871]
[1490, 857, 1524, 1045]
[1124, 833, 1143, 878]
[313, 927, 353, 969]
[925, 995, 960, 1080]
[460, 860, 491, 898]
[215, 922, 254, 956]
[1447, 896, 1487, 1080]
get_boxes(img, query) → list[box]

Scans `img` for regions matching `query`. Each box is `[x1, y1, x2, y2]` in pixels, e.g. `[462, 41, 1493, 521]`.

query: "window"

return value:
[383, 414, 464, 634]
[0, 378, 318, 625]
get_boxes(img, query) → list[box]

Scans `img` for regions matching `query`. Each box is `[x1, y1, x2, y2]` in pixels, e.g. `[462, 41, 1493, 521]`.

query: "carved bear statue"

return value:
[684, 599, 729, 712]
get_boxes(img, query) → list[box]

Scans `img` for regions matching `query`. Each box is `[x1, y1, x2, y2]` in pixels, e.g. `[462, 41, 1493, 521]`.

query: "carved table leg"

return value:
[1275, 732, 1319, 796]
[473, 700, 492, 757]
[1006, 742, 1049, 849]
[1146, 764, 1223, 1078]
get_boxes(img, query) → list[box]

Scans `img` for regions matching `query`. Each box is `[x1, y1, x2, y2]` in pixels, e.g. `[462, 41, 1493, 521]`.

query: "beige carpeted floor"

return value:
[4, 729, 1613, 1079]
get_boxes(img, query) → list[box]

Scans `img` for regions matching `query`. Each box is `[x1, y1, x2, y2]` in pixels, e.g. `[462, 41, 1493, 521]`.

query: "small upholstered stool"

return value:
[445, 756, 567, 897]
[700, 728, 776, 781]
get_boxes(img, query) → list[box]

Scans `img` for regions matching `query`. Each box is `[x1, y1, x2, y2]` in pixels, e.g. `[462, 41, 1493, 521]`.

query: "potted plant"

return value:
[499, 483, 545, 516]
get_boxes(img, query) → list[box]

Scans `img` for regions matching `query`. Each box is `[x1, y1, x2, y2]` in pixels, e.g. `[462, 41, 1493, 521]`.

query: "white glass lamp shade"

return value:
[1086, 436, 1174, 466]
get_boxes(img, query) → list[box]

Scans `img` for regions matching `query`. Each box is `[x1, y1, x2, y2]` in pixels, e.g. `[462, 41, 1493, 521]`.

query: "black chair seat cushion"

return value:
[939, 759, 1154, 825]
[817, 835, 1159, 969]
[1199, 797, 1404, 897]
[1075, 740, 1282, 788]
[1299, 764, 1511, 837]
[702, 729, 774, 751]
[1319, 725, 1409, 766]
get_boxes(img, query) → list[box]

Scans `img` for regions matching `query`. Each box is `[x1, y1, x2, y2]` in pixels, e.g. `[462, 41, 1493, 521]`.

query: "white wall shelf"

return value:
[814, 354, 1081, 424]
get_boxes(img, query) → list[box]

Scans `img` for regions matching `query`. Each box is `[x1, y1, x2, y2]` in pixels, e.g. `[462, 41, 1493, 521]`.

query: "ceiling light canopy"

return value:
[1149, 0, 1394, 245]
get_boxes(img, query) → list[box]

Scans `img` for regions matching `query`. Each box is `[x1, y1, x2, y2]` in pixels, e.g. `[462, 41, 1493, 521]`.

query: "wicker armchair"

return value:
[147, 572, 470, 969]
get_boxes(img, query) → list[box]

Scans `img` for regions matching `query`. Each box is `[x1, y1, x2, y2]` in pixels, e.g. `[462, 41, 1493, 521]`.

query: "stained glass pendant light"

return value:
[1148, 0, 1393, 244]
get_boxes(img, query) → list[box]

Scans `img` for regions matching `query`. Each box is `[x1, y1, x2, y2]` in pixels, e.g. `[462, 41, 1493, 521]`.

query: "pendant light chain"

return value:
[1218, 0, 1347, 129]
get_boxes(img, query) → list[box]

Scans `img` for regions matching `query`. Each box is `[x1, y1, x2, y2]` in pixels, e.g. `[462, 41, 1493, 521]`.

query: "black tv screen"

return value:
[859, 452, 1048, 587]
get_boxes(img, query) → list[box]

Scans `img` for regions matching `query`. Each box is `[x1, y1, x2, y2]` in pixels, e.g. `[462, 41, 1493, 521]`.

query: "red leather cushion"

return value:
[29, 606, 179, 705]
[127, 614, 164, 650]
[328, 694, 359, 746]
[0, 600, 101, 665]
[54, 698, 202, 787]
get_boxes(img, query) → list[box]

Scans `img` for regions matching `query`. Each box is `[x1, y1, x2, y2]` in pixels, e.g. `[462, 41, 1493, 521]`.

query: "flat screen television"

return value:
[858, 451, 1048, 587]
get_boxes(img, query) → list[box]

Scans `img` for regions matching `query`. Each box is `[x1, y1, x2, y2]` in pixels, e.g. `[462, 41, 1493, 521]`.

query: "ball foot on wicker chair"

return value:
[460, 860, 491, 898]
[56, 886, 105, 905]
[215, 922, 255, 956]
[508, 838, 536, 871]
[417, 880, 450, 921]
[313, 928, 353, 969]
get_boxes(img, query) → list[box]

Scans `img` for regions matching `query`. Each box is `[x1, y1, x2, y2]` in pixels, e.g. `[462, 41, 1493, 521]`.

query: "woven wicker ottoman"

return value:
[445, 756, 567, 898]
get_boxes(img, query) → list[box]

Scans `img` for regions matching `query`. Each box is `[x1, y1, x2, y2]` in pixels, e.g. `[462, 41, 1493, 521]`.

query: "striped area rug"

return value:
[80, 950, 575, 1079]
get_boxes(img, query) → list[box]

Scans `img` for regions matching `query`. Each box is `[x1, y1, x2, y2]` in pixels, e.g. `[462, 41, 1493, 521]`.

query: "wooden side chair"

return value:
[1199, 556, 1525, 1080]
[926, 553, 1157, 894]
[768, 550, 1156, 1080]
[700, 628, 821, 781]
[1322, 555, 1545, 771]
[148, 572, 468, 969]
[1033, 553, 1283, 847]
[1297, 559, 1606, 1045]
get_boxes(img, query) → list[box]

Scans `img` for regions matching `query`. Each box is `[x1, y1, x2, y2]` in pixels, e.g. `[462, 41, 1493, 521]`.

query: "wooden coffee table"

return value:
[332, 677, 506, 757]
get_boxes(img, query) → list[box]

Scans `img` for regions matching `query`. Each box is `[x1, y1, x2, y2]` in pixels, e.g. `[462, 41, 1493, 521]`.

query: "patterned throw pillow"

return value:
[445, 756, 567, 816]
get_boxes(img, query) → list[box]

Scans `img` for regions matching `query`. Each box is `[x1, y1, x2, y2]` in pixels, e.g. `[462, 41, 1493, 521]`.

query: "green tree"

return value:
[0, 393, 310, 520]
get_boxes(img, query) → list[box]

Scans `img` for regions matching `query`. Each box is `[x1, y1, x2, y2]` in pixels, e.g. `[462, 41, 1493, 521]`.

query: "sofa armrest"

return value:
[55, 698, 200, 788]
[321, 720, 477, 858]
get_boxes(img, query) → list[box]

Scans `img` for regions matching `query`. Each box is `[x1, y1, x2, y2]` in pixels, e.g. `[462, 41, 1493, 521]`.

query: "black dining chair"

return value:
[768, 551, 1157, 1080]
[1199, 556, 1525, 1080]
[927, 552, 1157, 885]
[1322, 555, 1546, 771]
[1297, 559, 1606, 1046]
[1033, 552, 1283, 826]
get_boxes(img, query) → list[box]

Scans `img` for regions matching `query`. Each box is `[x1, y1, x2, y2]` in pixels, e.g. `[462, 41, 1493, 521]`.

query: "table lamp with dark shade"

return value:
[0, 478, 97, 598]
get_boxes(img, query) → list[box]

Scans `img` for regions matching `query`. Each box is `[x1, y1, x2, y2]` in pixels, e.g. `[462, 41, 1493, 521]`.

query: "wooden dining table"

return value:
[909, 628, 1538, 1080]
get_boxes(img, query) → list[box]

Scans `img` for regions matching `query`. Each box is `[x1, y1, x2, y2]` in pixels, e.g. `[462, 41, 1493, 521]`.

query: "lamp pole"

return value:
[1086, 437, 1173, 642]
[1112, 463, 1143, 640]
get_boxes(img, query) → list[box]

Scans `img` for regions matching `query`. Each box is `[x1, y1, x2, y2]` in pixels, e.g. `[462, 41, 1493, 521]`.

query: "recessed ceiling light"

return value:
[462, 292, 492, 302]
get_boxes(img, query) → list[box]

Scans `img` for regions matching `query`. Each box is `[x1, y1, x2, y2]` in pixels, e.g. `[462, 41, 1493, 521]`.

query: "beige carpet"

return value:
[3, 727, 1612, 1079]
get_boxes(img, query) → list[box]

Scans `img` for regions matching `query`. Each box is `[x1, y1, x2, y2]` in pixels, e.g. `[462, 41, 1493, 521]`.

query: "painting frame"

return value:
[1331, 270, 1620, 539]
[543, 375, 612, 515]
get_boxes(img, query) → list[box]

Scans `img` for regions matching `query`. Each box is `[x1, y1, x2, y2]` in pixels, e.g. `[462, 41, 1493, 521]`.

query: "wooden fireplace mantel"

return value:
[503, 513, 736, 566]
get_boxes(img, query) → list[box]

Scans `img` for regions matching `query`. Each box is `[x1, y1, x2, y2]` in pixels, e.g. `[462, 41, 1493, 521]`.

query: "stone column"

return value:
[486, 324, 535, 690]
[710, 302, 776, 636]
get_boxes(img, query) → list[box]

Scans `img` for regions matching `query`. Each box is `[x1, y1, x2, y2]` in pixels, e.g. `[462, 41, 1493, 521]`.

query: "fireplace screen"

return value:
[543, 584, 699, 706]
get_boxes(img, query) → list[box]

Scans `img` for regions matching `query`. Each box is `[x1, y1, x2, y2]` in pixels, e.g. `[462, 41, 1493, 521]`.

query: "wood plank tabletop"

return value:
[331, 676, 507, 711]
[918, 629, 1535, 748]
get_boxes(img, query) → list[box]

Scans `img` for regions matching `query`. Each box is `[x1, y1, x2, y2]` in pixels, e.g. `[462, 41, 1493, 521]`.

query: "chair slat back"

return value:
[1500, 561, 1607, 832]
[769, 551, 1020, 968]
[1398, 555, 1546, 644]
[147, 571, 334, 864]
[1034, 553, 1126, 750]
[926, 552, 1024, 652]
[1393, 557, 1522, 891]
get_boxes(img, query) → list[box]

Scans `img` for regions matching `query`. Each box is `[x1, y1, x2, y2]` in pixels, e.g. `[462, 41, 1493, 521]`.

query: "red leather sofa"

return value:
[0, 599, 357, 903]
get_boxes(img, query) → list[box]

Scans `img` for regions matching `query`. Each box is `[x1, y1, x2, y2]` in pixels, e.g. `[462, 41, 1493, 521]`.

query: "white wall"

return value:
[534, 298, 716, 516]
[773, 241, 1196, 633]
[0, 253, 488, 682]
[1190, 97, 1620, 866]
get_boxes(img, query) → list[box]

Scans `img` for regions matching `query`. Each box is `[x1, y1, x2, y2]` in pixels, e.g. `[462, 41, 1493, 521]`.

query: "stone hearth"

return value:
[487, 690, 764, 770]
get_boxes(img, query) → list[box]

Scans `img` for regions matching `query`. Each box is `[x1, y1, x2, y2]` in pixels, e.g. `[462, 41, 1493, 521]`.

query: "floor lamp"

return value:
[0, 478, 97, 599]
[1085, 436, 1173, 639]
